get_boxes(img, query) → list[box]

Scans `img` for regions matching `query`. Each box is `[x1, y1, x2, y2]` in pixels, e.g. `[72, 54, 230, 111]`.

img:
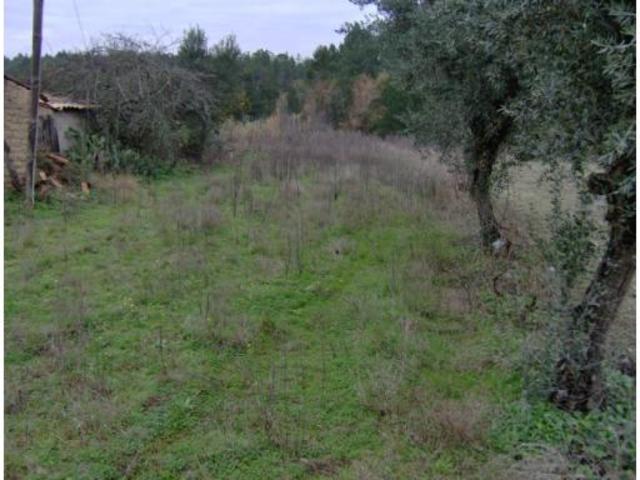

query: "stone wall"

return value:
[4, 78, 32, 182]
[4, 78, 88, 186]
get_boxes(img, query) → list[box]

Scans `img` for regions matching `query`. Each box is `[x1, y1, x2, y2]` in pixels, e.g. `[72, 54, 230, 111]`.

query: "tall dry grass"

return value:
[220, 112, 471, 227]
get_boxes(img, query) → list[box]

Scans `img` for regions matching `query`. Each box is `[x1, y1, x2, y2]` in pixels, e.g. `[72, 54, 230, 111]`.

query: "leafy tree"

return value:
[366, 0, 635, 411]
[369, 75, 413, 135]
[307, 44, 340, 81]
[285, 83, 304, 115]
[242, 49, 280, 118]
[356, 0, 521, 248]
[304, 23, 385, 129]
[336, 22, 382, 78]
[178, 26, 209, 68]
[4, 54, 31, 80]
[501, 0, 636, 411]
[361, 0, 635, 411]
[209, 34, 247, 119]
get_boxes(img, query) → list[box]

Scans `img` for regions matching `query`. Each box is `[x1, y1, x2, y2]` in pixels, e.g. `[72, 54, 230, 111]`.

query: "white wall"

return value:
[54, 111, 88, 153]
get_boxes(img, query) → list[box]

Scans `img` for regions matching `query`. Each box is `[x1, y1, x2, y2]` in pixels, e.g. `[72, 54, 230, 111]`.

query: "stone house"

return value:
[4, 74, 94, 185]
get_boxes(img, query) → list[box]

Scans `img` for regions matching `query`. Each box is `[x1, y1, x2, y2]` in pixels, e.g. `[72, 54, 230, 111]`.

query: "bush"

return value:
[494, 383, 635, 479]
[51, 34, 218, 175]
[65, 128, 162, 177]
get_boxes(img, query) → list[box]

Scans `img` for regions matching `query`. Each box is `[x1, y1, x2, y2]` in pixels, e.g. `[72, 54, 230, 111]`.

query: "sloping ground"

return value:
[5, 170, 521, 479]
[5, 120, 634, 478]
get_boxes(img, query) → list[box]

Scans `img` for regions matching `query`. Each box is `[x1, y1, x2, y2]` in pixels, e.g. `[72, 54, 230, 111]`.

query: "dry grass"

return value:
[220, 114, 466, 221]
[356, 360, 407, 417]
[90, 173, 141, 204]
[156, 192, 224, 236]
[404, 395, 493, 451]
[10, 220, 37, 251]
[477, 445, 572, 480]
[183, 286, 257, 352]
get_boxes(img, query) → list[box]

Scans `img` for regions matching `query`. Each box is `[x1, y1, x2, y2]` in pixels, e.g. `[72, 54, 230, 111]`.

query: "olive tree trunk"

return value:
[467, 109, 515, 249]
[466, 73, 519, 250]
[468, 136, 502, 248]
[553, 153, 636, 411]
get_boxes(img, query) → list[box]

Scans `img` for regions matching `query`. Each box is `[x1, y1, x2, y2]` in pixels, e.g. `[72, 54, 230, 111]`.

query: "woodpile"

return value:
[34, 152, 91, 198]
[4, 148, 93, 199]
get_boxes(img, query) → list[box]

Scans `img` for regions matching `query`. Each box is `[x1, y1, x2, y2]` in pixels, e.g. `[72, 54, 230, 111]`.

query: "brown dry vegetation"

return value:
[220, 113, 465, 216]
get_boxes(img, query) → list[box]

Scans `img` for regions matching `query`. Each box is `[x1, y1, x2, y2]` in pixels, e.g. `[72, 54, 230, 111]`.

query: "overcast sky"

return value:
[4, 0, 376, 58]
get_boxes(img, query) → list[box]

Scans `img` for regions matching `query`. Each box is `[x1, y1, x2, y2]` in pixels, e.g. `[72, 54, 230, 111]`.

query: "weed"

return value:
[405, 395, 492, 450]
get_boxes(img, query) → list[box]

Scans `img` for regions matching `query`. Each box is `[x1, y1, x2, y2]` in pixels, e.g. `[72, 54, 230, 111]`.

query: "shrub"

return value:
[406, 397, 491, 450]
[66, 128, 156, 177]
[51, 34, 218, 175]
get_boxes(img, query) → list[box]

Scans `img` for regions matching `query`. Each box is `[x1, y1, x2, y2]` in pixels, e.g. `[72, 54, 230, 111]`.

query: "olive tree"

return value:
[360, 0, 635, 411]
[501, 0, 635, 411]
[355, 0, 521, 248]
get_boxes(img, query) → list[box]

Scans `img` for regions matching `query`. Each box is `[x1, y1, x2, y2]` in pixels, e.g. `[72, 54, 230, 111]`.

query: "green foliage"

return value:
[7, 22, 390, 131]
[307, 44, 341, 80]
[179, 28, 307, 120]
[494, 379, 635, 479]
[368, 76, 413, 135]
[327, 78, 353, 127]
[336, 22, 382, 79]
[64, 128, 107, 178]
[178, 26, 209, 68]
[501, 0, 635, 207]
[66, 128, 164, 177]
[546, 209, 598, 297]
[7, 27, 307, 150]
[4, 53, 31, 79]
[304, 22, 390, 130]
[39, 34, 218, 172]
[241, 50, 303, 119]
[284, 84, 303, 115]
[361, 0, 635, 409]
[355, 0, 520, 149]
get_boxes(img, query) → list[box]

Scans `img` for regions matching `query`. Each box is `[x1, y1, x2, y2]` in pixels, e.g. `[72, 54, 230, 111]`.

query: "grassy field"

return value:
[4, 118, 635, 479]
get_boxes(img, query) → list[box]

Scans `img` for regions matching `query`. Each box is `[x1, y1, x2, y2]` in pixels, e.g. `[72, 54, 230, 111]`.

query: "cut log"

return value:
[81, 182, 91, 194]
[37, 184, 51, 198]
[47, 162, 63, 175]
[38, 169, 47, 181]
[46, 152, 70, 166]
[49, 176, 63, 188]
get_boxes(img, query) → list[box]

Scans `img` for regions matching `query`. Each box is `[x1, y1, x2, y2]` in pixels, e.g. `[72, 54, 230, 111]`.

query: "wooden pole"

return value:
[26, 0, 44, 206]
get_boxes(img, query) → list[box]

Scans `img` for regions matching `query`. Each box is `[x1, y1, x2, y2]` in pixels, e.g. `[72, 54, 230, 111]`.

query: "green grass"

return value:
[4, 167, 536, 479]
